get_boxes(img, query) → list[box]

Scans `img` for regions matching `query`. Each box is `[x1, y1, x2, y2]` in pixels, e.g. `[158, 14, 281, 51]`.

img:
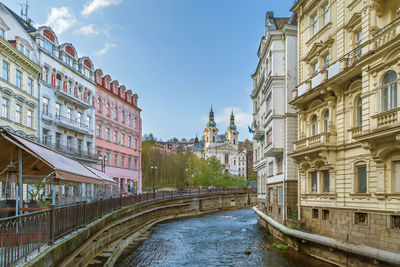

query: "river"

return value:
[115, 208, 333, 267]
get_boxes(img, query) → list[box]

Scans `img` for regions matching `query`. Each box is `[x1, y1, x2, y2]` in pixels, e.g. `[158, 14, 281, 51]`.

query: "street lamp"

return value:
[150, 165, 157, 195]
[98, 155, 107, 173]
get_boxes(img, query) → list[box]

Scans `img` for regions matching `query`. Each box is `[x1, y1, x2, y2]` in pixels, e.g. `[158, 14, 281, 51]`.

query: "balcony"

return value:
[54, 114, 92, 135]
[42, 110, 53, 122]
[349, 126, 362, 139]
[55, 87, 92, 109]
[375, 109, 399, 127]
[254, 127, 265, 142]
[39, 138, 98, 162]
[264, 142, 283, 157]
[293, 132, 335, 152]
[372, 16, 400, 51]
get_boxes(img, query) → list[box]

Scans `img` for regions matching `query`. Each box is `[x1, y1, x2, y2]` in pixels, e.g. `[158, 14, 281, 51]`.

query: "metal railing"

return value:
[0, 187, 255, 266]
[38, 137, 97, 161]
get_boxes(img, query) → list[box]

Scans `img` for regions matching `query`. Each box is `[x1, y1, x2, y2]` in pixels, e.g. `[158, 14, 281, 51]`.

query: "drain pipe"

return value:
[253, 206, 400, 265]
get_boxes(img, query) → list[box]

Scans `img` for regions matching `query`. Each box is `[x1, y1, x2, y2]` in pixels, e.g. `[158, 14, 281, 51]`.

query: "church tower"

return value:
[226, 110, 238, 146]
[204, 106, 218, 147]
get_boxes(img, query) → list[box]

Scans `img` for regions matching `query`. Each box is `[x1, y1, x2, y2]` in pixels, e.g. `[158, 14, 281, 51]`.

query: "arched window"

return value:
[323, 110, 329, 132]
[381, 70, 397, 112]
[56, 74, 62, 89]
[212, 136, 215, 142]
[356, 97, 362, 126]
[225, 154, 229, 165]
[233, 139, 236, 145]
[311, 115, 318, 136]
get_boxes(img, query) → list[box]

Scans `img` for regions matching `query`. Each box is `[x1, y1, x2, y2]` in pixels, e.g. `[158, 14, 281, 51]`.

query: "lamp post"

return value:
[150, 165, 157, 195]
[98, 155, 107, 173]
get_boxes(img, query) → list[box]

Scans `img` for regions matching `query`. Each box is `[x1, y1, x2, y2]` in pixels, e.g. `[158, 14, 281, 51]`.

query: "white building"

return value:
[27, 26, 97, 165]
[193, 107, 240, 176]
[238, 151, 247, 178]
[251, 12, 298, 224]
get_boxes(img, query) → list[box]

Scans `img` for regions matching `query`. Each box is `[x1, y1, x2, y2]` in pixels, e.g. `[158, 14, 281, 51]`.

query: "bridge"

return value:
[2, 188, 256, 267]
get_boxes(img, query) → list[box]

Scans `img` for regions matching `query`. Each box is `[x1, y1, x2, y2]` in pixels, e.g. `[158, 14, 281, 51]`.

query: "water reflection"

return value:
[115, 209, 333, 267]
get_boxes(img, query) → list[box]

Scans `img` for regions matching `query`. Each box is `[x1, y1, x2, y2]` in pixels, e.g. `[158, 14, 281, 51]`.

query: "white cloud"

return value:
[43, 7, 76, 35]
[74, 24, 99, 35]
[95, 42, 117, 55]
[202, 106, 252, 129]
[82, 0, 122, 16]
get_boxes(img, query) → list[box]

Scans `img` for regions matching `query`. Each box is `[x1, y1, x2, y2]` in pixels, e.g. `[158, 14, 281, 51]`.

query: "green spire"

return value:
[228, 110, 237, 131]
[207, 105, 216, 128]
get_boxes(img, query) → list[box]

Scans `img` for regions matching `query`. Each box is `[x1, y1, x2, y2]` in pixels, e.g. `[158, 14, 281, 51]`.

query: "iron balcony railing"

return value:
[39, 137, 97, 161]
[54, 114, 91, 131]
[0, 187, 256, 266]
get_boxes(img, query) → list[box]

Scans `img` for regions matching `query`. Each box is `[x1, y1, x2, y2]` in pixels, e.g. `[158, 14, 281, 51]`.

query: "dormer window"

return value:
[18, 43, 30, 59]
[44, 39, 53, 53]
[66, 56, 73, 67]
[84, 68, 90, 78]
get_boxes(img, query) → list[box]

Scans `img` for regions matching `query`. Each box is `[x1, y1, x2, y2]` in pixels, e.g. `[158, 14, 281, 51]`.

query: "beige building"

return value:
[0, 4, 41, 140]
[291, 0, 400, 253]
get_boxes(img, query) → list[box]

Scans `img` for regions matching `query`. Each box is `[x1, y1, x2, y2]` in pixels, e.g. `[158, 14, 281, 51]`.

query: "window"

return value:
[114, 107, 118, 120]
[312, 61, 319, 74]
[393, 161, 400, 193]
[84, 68, 90, 78]
[18, 43, 25, 54]
[44, 39, 53, 52]
[114, 130, 118, 143]
[356, 97, 362, 126]
[311, 12, 318, 36]
[105, 128, 110, 140]
[356, 165, 367, 193]
[77, 139, 82, 153]
[106, 103, 110, 117]
[122, 111, 125, 124]
[134, 158, 138, 170]
[127, 157, 132, 169]
[55, 103, 61, 119]
[1, 98, 9, 118]
[269, 188, 274, 204]
[16, 70, 22, 88]
[354, 29, 362, 58]
[311, 171, 318, 192]
[43, 97, 49, 115]
[322, 209, 330, 220]
[128, 115, 132, 127]
[27, 110, 33, 128]
[97, 99, 101, 113]
[121, 156, 125, 168]
[134, 137, 138, 150]
[67, 136, 73, 151]
[312, 209, 319, 219]
[381, 70, 397, 112]
[224, 153, 229, 164]
[323, 170, 330, 192]
[278, 187, 283, 205]
[355, 212, 368, 226]
[68, 81, 73, 94]
[44, 67, 49, 83]
[67, 108, 72, 122]
[266, 95, 272, 113]
[323, 110, 329, 132]
[311, 115, 318, 136]
[324, 54, 330, 67]
[391, 216, 400, 230]
[268, 161, 273, 176]
[105, 152, 110, 165]
[66, 56, 73, 67]
[55, 133, 61, 149]
[121, 133, 125, 145]
[114, 153, 118, 167]
[266, 130, 272, 145]
[28, 78, 33, 95]
[77, 112, 82, 126]
[96, 125, 102, 138]
[277, 157, 282, 173]
[14, 104, 22, 124]
[2, 61, 9, 81]
[322, 2, 329, 26]
[128, 136, 132, 148]
[0, 28, 4, 38]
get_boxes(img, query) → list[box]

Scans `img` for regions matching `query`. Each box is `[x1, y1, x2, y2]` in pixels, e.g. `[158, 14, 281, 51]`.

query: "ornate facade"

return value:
[0, 4, 41, 140]
[194, 107, 240, 176]
[94, 69, 142, 194]
[251, 12, 298, 224]
[291, 0, 400, 253]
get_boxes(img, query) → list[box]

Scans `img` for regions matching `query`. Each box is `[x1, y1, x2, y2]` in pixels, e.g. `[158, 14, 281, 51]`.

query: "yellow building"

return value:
[291, 0, 400, 254]
[0, 5, 41, 140]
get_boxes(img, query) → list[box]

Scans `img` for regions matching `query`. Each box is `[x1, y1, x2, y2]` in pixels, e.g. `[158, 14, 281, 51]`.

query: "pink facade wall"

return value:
[94, 69, 142, 194]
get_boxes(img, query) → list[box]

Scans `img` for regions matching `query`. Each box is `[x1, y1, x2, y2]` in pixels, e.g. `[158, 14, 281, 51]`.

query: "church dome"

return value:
[207, 120, 216, 128]
[228, 123, 236, 131]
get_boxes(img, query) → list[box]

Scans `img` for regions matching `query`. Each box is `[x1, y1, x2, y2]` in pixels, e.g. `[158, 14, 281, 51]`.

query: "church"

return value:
[193, 107, 240, 176]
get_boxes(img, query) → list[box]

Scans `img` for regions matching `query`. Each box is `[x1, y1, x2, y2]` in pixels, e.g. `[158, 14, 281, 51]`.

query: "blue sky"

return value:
[3, 0, 294, 141]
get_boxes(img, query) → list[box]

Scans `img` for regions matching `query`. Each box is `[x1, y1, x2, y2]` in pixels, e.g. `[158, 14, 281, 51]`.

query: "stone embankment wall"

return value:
[255, 207, 400, 267]
[25, 192, 256, 267]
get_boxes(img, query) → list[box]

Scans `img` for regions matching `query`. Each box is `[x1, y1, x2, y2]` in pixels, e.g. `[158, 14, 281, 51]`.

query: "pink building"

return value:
[94, 69, 142, 194]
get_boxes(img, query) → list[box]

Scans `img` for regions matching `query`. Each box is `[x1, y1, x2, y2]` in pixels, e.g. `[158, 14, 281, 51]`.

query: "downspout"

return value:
[254, 206, 400, 265]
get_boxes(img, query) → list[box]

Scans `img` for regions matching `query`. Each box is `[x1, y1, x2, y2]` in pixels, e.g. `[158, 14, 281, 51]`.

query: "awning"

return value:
[0, 129, 116, 185]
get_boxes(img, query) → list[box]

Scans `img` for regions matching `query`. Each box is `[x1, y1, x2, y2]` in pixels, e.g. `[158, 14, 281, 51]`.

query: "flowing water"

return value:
[115, 208, 333, 267]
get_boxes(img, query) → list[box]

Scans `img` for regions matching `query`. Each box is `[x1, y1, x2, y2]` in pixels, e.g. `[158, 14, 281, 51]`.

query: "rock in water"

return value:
[244, 250, 251, 255]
